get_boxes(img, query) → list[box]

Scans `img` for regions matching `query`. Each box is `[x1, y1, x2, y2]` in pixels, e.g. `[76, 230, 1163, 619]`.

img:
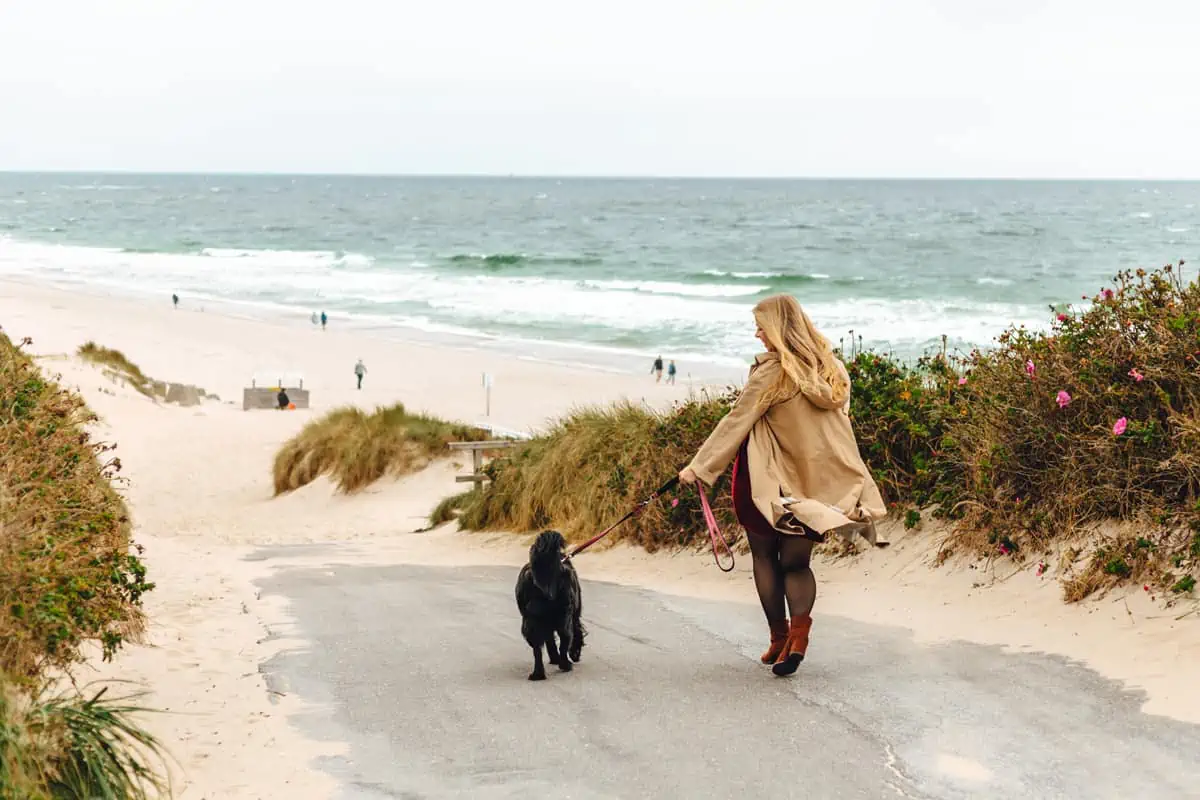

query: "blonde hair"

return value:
[753, 294, 849, 409]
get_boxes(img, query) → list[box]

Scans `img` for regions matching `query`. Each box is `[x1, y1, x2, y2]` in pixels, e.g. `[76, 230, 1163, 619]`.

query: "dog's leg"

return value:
[569, 613, 584, 663]
[529, 639, 547, 681]
[555, 619, 574, 672]
[545, 632, 561, 667]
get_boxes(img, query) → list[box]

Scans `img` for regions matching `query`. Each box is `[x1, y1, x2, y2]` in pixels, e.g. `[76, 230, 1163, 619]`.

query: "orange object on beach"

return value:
[287, 402, 296, 410]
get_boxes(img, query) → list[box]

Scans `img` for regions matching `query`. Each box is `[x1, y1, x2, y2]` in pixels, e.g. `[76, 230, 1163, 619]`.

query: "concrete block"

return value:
[243, 386, 310, 411]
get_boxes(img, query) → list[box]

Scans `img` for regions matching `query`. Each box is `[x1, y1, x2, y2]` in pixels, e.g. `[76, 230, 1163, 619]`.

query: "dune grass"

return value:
[1, 332, 165, 796]
[77, 342, 154, 397]
[429, 490, 476, 527]
[0, 680, 170, 800]
[454, 263, 1200, 604]
[456, 395, 740, 552]
[273, 403, 492, 495]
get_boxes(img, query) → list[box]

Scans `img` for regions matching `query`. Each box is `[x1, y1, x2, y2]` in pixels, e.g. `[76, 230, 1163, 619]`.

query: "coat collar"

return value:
[753, 351, 780, 366]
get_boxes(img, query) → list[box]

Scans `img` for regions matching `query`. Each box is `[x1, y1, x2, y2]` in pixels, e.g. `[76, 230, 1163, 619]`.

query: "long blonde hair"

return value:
[753, 294, 848, 409]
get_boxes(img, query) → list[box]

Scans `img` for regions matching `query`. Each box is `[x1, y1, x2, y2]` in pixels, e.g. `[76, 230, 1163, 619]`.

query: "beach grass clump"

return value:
[1, 333, 154, 679]
[457, 392, 741, 552]
[76, 342, 153, 397]
[272, 403, 491, 495]
[0, 679, 170, 800]
[429, 490, 476, 527]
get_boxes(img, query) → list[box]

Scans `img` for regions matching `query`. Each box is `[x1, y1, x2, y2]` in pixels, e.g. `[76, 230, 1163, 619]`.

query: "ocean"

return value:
[2, 174, 1198, 379]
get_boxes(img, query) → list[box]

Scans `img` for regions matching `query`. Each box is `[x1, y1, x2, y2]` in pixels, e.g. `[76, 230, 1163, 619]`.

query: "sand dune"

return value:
[2, 278, 1197, 798]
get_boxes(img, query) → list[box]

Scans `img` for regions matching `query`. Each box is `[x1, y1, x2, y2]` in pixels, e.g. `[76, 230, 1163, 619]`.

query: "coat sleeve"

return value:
[686, 363, 777, 486]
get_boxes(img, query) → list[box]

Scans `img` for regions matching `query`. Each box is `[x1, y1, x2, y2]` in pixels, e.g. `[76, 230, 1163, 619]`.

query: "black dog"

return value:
[515, 530, 585, 681]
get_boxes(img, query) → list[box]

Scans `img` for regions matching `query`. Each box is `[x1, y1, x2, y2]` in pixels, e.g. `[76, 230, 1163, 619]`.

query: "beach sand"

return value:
[1, 278, 1197, 798]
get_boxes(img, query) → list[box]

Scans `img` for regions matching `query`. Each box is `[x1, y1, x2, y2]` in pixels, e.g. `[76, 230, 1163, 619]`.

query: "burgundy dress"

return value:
[732, 439, 778, 539]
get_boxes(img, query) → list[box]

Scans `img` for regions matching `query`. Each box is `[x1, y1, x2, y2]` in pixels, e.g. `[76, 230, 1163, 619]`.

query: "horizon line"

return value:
[3, 169, 1200, 182]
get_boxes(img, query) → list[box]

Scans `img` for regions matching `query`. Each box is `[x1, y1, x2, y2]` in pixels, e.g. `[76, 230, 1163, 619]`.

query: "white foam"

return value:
[0, 235, 1048, 365]
[580, 279, 766, 298]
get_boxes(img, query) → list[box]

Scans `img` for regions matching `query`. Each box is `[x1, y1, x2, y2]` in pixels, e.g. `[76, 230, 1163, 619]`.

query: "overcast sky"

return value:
[1, 1, 1196, 178]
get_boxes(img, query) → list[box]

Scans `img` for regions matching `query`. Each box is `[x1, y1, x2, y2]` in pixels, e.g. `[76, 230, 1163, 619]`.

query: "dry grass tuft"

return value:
[458, 393, 743, 552]
[273, 403, 491, 495]
[428, 490, 476, 527]
[0, 679, 171, 800]
[76, 342, 153, 397]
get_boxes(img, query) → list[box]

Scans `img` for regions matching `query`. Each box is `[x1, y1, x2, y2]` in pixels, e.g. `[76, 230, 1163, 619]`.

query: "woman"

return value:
[679, 294, 886, 676]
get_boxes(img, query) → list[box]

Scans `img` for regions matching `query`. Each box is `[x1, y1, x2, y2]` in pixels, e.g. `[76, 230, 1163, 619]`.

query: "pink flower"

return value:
[1113, 417, 1128, 436]
[1056, 313, 1068, 322]
[1103, 289, 1114, 300]
[1025, 359, 1036, 378]
[958, 376, 968, 386]
[1056, 390, 1071, 408]
[1129, 368, 1144, 382]
[671, 498, 679, 508]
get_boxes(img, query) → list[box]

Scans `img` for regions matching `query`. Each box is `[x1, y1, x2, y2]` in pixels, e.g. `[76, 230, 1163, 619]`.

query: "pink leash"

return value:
[698, 487, 736, 572]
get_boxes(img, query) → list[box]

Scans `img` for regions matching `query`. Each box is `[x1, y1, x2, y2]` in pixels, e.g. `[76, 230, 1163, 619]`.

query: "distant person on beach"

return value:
[172, 293, 179, 309]
[667, 360, 677, 385]
[277, 387, 290, 410]
[311, 311, 318, 325]
[320, 311, 328, 330]
[354, 358, 367, 390]
[678, 294, 886, 676]
[651, 355, 664, 383]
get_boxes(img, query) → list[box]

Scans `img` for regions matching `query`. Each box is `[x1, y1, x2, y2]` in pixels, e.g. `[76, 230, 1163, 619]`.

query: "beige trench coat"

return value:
[687, 352, 887, 542]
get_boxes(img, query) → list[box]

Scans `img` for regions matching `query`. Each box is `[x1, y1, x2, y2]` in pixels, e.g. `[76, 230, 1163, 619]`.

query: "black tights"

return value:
[748, 531, 815, 624]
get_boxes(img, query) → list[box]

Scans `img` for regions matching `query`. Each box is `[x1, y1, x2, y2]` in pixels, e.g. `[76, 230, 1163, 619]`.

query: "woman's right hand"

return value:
[678, 467, 698, 485]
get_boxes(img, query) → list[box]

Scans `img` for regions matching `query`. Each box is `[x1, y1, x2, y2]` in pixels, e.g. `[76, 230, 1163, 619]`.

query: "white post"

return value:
[482, 372, 493, 417]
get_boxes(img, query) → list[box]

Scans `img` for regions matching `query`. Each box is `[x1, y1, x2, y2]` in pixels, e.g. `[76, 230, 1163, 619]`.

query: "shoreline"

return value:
[2, 277, 1197, 797]
[0, 271, 751, 387]
[0, 277, 716, 434]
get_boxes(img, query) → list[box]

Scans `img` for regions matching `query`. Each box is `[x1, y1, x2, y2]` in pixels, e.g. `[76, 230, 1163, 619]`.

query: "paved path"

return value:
[256, 555, 1200, 799]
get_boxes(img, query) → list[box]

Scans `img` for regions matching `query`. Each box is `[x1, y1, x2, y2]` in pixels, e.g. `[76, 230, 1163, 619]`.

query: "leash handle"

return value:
[697, 488, 736, 572]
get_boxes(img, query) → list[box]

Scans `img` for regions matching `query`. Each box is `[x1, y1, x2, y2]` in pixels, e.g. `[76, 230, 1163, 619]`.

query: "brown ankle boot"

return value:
[772, 615, 812, 676]
[760, 619, 790, 664]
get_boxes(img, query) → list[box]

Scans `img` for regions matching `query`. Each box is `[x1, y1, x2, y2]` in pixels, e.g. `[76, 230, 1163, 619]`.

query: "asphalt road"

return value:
[256, 554, 1200, 800]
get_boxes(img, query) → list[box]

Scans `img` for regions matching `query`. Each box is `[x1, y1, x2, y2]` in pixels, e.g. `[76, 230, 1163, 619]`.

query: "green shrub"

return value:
[1, 334, 153, 679]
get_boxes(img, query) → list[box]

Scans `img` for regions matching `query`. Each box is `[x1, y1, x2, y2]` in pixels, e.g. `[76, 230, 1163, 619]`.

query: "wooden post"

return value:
[472, 448, 483, 492]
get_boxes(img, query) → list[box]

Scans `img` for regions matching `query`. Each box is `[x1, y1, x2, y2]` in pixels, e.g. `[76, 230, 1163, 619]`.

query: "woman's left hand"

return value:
[678, 467, 698, 485]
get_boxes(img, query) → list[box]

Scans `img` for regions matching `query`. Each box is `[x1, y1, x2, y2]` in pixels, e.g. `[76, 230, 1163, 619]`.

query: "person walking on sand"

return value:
[354, 358, 367, 390]
[172, 293, 179, 309]
[667, 359, 677, 385]
[651, 355, 664, 383]
[320, 311, 328, 331]
[678, 294, 887, 676]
